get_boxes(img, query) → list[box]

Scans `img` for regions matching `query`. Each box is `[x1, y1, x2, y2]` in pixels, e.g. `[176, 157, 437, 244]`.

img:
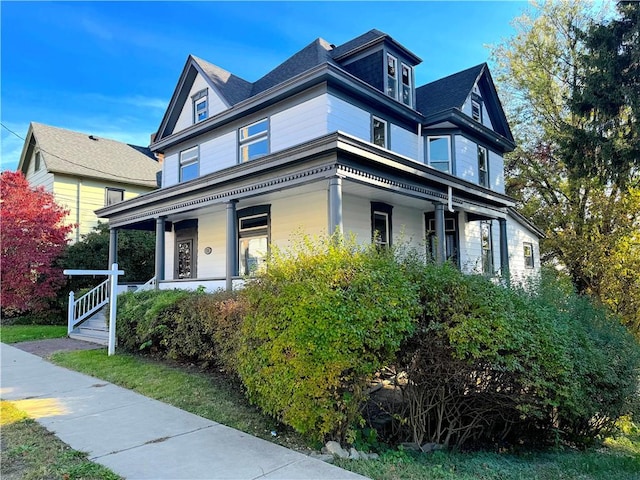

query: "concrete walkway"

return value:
[0, 344, 368, 480]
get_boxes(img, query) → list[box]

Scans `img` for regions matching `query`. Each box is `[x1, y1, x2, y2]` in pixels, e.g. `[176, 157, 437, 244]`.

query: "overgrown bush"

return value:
[394, 263, 640, 448]
[116, 288, 245, 371]
[530, 272, 640, 443]
[164, 291, 246, 371]
[116, 289, 193, 353]
[236, 235, 420, 443]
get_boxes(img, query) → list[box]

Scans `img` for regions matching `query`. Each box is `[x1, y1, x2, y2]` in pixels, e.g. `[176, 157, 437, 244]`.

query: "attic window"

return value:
[192, 89, 208, 123]
[472, 100, 482, 122]
[34, 152, 41, 171]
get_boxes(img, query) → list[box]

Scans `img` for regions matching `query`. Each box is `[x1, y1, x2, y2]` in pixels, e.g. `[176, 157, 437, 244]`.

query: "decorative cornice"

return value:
[109, 165, 336, 228]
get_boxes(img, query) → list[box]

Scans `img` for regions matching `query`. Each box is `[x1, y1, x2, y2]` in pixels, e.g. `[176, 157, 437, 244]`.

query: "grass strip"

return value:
[0, 325, 67, 344]
[50, 349, 640, 480]
[50, 349, 307, 450]
[0, 400, 120, 480]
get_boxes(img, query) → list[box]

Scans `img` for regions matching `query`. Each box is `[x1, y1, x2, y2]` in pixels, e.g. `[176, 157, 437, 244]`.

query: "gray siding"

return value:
[270, 95, 330, 153]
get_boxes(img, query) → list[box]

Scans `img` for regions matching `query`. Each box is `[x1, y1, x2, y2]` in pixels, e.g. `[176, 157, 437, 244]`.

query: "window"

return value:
[427, 136, 451, 173]
[481, 221, 493, 275]
[34, 152, 41, 171]
[524, 242, 534, 269]
[180, 146, 199, 182]
[192, 89, 208, 123]
[478, 146, 489, 187]
[371, 202, 393, 247]
[471, 100, 482, 122]
[105, 188, 124, 206]
[425, 212, 459, 264]
[372, 117, 387, 148]
[401, 63, 412, 107]
[238, 205, 270, 276]
[386, 54, 398, 100]
[239, 119, 269, 163]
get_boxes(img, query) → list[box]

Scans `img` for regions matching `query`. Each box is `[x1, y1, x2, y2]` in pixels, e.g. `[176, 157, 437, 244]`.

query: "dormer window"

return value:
[386, 54, 413, 107]
[387, 54, 398, 100]
[401, 63, 412, 107]
[192, 89, 208, 123]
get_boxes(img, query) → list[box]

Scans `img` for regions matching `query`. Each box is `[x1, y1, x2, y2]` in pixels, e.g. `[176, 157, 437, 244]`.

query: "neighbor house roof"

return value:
[416, 63, 486, 118]
[19, 122, 160, 188]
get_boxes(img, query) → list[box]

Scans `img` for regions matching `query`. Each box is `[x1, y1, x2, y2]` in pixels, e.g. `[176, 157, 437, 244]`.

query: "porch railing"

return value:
[137, 276, 157, 292]
[67, 279, 110, 334]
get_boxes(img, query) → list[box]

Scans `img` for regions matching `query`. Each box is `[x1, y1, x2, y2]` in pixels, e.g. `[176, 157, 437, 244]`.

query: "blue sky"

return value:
[1, 0, 529, 172]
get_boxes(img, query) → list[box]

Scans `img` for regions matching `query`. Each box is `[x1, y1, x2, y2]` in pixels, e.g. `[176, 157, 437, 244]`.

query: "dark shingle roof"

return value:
[192, 55, 253, 106]
[329, 29, 387, 59]
[416, 63, 486, 117]
[251, 38, 336, 96]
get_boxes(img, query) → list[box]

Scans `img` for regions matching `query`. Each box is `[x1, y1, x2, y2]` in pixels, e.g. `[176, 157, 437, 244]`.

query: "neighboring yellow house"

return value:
[18, 122, 160, 243]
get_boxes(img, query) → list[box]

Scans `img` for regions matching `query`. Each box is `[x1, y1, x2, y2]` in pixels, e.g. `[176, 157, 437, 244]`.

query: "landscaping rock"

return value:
[399, 441, 422, 451]
[421, 442, 445, 453]
[323, 441, 350, 459]
[348, 447, 360, 460]
[308, 452, 335, 464]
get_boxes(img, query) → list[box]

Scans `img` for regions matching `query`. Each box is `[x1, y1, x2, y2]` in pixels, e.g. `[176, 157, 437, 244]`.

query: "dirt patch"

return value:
[12, 338, 103, 358]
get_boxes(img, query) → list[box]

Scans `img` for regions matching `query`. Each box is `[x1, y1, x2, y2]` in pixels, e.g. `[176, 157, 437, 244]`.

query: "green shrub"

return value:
[164, 291, 246, 371]
[532, 272, 640, 442]
[395, 264, 640, 448]
[116, 289, 192, 353]
[116, 288, 245, 371]
[236, 234, 420, 443]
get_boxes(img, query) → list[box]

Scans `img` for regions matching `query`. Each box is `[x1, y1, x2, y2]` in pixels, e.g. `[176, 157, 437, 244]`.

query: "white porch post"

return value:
[108, 263, 119, 356]
[499, 217, 510, 284]
[226, 200, 238, 292]
[328, 176, 343, 236]
[433, 202, 446, 264]
[155, 217, 166, 288]
[108, 228, 118, 267]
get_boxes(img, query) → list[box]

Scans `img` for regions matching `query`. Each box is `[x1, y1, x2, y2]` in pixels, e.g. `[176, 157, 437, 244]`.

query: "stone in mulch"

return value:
[10, 338, 103, 358]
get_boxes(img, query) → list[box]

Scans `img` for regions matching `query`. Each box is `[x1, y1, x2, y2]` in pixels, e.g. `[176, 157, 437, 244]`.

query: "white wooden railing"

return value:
[137, 276, 157, 292]
[67, 279, 110, 334]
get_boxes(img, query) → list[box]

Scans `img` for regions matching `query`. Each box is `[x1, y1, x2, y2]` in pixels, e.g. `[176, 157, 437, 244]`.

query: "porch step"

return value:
[70, 306, 109, 346]
[69, 331, 109, 346]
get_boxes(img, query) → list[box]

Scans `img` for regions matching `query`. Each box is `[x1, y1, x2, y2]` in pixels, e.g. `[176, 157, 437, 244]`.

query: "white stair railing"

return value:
[137, 276, 157, 292]
[67, 279, 110, 334]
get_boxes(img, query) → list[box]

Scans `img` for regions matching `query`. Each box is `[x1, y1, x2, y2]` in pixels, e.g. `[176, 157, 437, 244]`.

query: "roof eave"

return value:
[423, 108, 516, 153]
[151, 63, 425, 152]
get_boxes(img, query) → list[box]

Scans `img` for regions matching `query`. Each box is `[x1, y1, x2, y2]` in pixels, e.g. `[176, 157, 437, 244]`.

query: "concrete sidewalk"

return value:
[0, 343, 368, 480]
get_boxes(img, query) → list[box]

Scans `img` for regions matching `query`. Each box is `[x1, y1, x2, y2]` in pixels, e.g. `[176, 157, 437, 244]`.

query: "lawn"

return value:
[51, 349, 640, 480]
[50, 349, 308, 451]
[0, 401, 120, 480]
[0, 325, 67, 344]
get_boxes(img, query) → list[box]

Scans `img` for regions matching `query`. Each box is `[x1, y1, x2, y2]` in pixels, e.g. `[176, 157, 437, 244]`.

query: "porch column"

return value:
[328, 176, 343, 236]
[499, 217, 510, 284]
[433, 202, 446, 264]
[226, 200, 238, 292]
[108, 228, 118, 267]
[155, 217, 166, 287]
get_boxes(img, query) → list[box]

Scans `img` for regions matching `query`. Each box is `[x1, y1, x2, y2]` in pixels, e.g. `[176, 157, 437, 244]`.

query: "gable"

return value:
[156, 56, 253, 141]
[417, 64, 513, 144]
[172, 72, 228, 135]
